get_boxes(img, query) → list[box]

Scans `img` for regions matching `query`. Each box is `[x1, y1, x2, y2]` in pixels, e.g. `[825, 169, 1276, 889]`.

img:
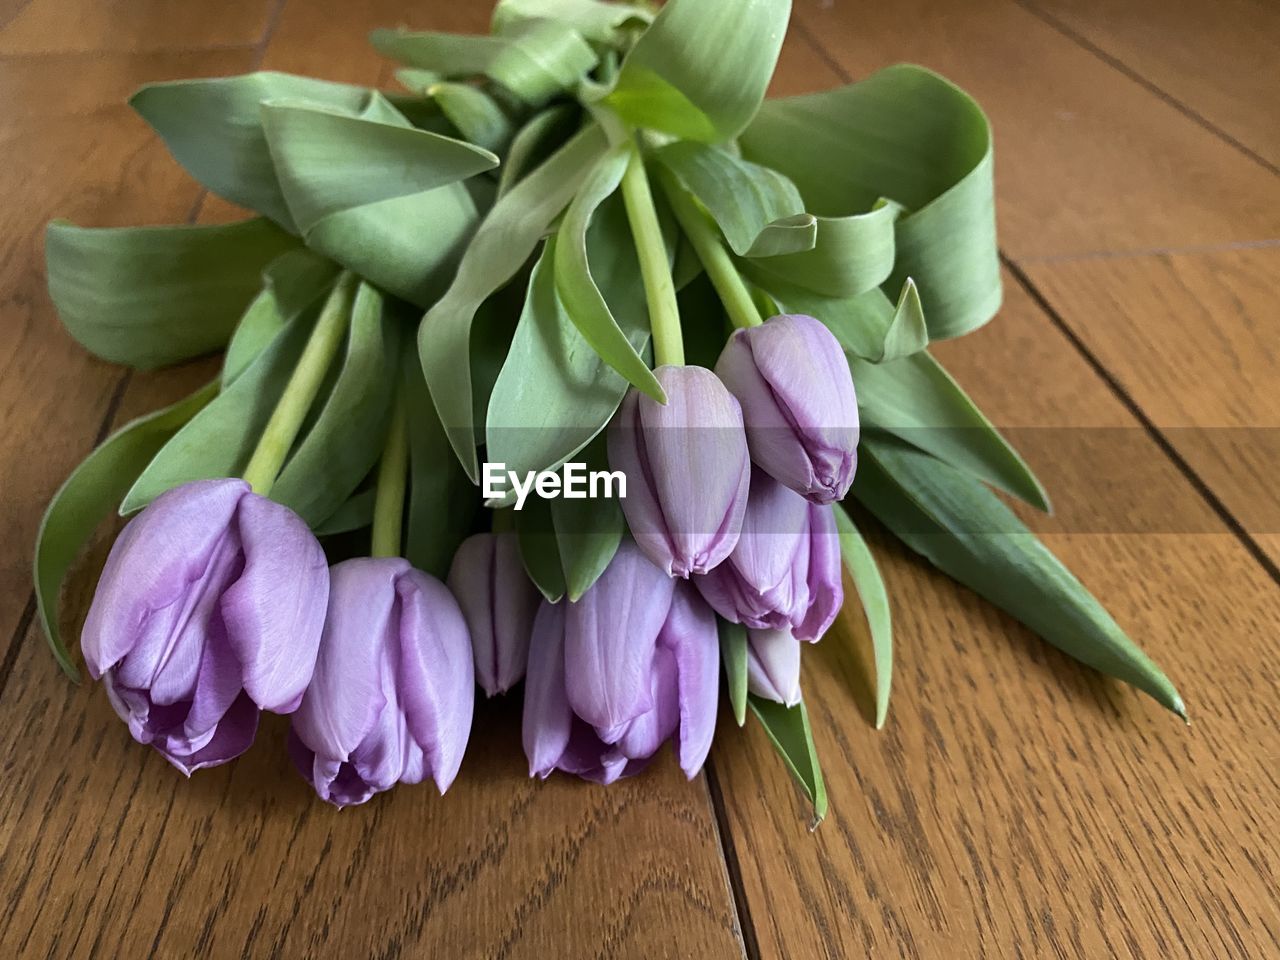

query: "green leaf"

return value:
[487, 197, 648, 479]
[718, 618, 748, 726]
[516, 495, 567, 602]
[850, 350, 1050, 511]
[653, 140, 812, 257]
[554, 141, 664, 402]
[34, 381, 218, 679]
[832, 506, 892, 728]
[498, 105, 579, 197]
[371, 20, 596, 106]
[223, 249, 339, 384]
[748, 697, 828, 826]
[270, 282, 400, 526]
[121, 309, 317, 513]
[855, 434, 1185, 717]
[604, 0, 791, 143]
[313, 488, 375, 536]
[492, 0, 651, 42]
[741, 64, 1000, 339]
[763, 275, 928, 363]
[426, 81, 515, 153]
[46, 218, 300, 370]
[403, 351, 477, 578]
[131, 72, 373, 230]
[261, 97, 494, 306]
[550, 435, 624, 600]
[420, 123, 609, 481]
[740, 205, 898, 299]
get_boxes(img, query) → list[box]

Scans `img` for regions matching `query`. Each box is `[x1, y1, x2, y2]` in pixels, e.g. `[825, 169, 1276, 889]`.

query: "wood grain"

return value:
[792, 0, 1280, 259]
[1025, 248, 1280, 564]
[1023, 0, 1280, 168]
[0, 0, 275, 55]
[0, 3, 747, 958]
[713, 267, 1280, 959]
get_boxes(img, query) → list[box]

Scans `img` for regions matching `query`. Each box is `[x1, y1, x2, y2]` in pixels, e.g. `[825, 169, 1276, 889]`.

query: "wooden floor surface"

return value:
[1, 1, 1276, 957]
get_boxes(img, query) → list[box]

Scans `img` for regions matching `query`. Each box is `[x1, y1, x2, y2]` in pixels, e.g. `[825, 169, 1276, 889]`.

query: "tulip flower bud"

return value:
[746, 627, 802, 707]
[715, 314, 859, 504]
[523, 554, 719, 784]
[608, 365, 751, 578]
[82, 478, 328, 775]
[696, 469, 843, 640]
[447, 532, 539, 697]
[289, 557, 474, 806]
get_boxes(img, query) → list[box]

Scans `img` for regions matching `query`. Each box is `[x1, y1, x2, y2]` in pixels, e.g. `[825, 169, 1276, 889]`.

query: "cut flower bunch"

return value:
[35, 0, 1183, 821]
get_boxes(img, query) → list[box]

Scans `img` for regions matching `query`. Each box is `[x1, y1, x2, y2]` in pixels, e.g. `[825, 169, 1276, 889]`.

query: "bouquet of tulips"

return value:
[35, 0, 1182, 821]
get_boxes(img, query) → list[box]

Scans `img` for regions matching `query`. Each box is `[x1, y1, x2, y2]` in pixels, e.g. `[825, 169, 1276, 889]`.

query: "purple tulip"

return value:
[82, 478, 328, 775]
[523, 554, 718, 784]
[447, 532, 539, 697]
[289, 557, 474, 807]
[716, 314, 859, 504]
[608, 365, 751, 578]
[746, 627, 802, 707]
[696, 468, 843, 640]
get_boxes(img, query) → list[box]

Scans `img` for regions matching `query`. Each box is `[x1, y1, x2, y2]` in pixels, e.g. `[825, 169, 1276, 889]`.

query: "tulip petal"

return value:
[83, 478, 247, 679]
[395, 567, 475, 794]
[522, 600, 573, 778]
[745, 627, 802, 706]
[448, 532, 537, 697]
[796, 504, 843, 640]
[291, 558, 399, 760]
[660, 584, 719, 777]
[564, 540, 672, 733]
[221, 492, 329, 713]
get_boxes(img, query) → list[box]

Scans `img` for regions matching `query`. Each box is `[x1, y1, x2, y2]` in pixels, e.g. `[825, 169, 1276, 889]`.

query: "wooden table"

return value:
[2, 1, 1277, 956]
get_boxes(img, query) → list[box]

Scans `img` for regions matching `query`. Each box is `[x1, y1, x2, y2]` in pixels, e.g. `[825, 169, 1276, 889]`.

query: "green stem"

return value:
[242, 272, 357, 495]
[655, 165, 763, 330]
[370, 390, 409, 559]
[620, 143, 684, 366]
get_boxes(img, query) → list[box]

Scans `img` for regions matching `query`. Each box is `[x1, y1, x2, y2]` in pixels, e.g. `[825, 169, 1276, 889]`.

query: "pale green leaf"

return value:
[46, 218, 300, 370]
[855, 434, 1185, 717]
[653, 140, 812, 257]
[34, 381, 217, 679]
[749, 697, 828, 826]
[550, 435, 624, 601]
[403, 351, 477, 578]
[740, 205, 898, 299]
[313, 488, 376, 536]
[764, 276, 928, 363]
[718, 618, 748, 726]
[517, 495, 567, 603]
[270, 282, 401, 526]
[832, 506, 892, 728]
[554, 140, 664, 401]
[605, 0, 791, 142]
[492, 0, 651, 42]
[120, 310, 315, 513]
[850, 349, 1050, 511]
[130, 72, 372, 229]
[741, 64, 999, 339]
[498, 105, 579, 197]
[420, 123, 609, 481]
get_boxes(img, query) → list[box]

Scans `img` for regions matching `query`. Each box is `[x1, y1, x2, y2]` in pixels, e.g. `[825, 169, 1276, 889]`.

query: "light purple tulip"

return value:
[447, 532, 539, 697]
[696, 468, 843, 640]
[745, 627, 802, 707]
[82, 478, 328, 775]
[289, 557, 474, 807]
[716, 314, 859, 504]
[608, 364, 751, 578]
[523, 557, 718, 784]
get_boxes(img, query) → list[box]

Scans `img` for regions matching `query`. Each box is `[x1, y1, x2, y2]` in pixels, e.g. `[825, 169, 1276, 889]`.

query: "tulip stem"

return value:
[655, 165, 763, 330]
[242, 272, 357, 495]
[371, 389, 409, 559]
[620, 142, 684, 367]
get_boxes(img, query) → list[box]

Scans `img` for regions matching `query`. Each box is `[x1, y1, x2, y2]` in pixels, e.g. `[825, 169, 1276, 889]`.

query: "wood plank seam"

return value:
[0, 0, 291, 708]
[1012, 0, 1280, 178]
[1019, 237, 1280, 265]
[704, 759, 764, 960]
[1001, 254, 1280, 586]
